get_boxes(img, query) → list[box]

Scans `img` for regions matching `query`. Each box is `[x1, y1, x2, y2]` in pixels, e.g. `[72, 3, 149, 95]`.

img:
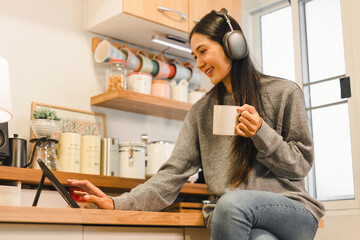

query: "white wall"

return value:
[0, 0, 184, 146]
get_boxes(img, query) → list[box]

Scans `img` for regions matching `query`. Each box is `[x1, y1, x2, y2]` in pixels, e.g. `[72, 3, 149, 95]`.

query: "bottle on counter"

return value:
[107, 59, 126, 91]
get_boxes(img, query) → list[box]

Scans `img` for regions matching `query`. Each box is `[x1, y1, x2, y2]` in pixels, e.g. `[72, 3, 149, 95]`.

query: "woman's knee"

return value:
[213, 191, 252, 220]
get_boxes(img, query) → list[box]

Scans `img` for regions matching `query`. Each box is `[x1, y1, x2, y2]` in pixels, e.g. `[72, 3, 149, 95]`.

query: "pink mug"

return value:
[153, 59, 172, 79]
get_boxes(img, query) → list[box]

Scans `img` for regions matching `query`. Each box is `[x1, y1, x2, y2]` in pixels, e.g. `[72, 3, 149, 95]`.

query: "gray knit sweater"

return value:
[111, 76, 325, 227]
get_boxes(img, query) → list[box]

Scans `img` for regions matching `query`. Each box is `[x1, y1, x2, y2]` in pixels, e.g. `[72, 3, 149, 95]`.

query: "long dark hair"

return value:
[190, 11, 264, 187]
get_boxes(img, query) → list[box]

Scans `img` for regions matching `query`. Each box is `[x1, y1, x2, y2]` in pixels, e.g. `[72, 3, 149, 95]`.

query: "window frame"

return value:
[243, 0, 360, 212]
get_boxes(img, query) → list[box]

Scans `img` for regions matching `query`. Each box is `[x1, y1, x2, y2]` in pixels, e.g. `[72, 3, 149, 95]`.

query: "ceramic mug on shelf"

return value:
[170, 63, 192, 83]
[152, 59, 172, 79]
[136, 53, 153, 74]
[121, 48, 141, 71]
[187, 67, 203, 89]
[94, 40, 126, 63]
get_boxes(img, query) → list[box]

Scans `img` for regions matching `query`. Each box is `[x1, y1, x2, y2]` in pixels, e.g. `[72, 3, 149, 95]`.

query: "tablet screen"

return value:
[37, 159, 80, 208]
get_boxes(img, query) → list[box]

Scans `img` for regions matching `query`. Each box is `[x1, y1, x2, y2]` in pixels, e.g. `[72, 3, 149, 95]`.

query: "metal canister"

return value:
[119, 142, 146, 179]
[100, 138, 119, 177]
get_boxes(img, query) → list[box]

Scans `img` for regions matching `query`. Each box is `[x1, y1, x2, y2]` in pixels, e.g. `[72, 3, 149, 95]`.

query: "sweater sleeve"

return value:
[111, 107, 201, 211]
[250, 86, 314, 180]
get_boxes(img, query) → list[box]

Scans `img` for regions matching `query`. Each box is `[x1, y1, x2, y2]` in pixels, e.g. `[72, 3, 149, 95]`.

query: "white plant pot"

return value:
[30, 119, 58, 138]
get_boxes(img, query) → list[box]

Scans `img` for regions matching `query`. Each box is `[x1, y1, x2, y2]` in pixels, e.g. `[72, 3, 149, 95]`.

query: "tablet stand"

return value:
[32, 172, 46, 207]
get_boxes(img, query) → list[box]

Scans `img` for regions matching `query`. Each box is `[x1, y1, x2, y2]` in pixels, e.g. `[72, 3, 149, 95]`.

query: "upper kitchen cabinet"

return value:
[86, 0, 192, 59]
[123, 0, 189, 32]
[189, 0, 242, 31]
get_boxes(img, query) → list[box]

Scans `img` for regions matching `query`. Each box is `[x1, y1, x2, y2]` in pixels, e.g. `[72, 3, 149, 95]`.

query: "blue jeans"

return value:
[211, 190, 318, 240]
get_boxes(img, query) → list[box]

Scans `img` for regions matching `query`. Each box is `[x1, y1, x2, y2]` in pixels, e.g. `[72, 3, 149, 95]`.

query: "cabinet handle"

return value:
[193, 18, 200, 23]
[157, 6, 187, 20]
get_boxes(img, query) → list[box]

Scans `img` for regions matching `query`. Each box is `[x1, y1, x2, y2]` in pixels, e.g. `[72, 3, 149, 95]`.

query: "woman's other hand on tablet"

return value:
[67, 179, 114, 210]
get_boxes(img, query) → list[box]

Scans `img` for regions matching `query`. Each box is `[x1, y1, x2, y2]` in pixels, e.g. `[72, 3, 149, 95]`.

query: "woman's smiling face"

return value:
[190, 33, 233, 92]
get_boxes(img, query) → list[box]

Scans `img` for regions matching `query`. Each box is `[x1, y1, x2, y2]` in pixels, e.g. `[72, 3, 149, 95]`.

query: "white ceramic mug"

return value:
[94, 40, 125, 63]
[136, 53, 153, 74]
[171, 63, 192, 82]
[187, 67, 203, 89]
[213, 105, 239, 136]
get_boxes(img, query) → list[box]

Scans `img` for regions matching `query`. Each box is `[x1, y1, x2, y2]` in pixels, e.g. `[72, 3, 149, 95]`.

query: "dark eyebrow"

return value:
[191, 44, 205, 55]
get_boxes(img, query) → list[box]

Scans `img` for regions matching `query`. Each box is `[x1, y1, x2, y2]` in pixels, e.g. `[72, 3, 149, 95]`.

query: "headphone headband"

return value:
[213, 8, 234, 31]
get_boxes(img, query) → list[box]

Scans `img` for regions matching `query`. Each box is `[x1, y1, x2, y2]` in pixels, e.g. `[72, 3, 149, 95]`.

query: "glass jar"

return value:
[107, 59, 126, 91]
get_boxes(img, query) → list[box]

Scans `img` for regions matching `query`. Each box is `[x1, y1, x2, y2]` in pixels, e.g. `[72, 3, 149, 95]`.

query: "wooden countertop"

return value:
[0, 206, 205, 227]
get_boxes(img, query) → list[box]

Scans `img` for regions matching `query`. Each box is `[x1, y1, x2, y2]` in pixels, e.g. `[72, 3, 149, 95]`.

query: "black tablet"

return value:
[35, 159, 80, 208]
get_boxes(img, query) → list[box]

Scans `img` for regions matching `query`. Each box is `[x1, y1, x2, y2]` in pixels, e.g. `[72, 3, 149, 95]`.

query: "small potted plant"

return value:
[31, 107, 60, 138]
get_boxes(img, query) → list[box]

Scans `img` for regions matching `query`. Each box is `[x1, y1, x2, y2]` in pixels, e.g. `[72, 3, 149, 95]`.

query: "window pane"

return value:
[307, 79, 342, 108]
[261, 6, 295, 81]
[305, 0, 345, 81]
[311, 103, 354, 201]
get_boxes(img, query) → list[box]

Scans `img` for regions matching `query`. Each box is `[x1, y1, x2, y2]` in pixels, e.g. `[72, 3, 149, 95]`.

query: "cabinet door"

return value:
[84, 226, 183, 240]
[0, 224, 82, 240]
[185, 227, 211, 240]
[123, 0, 189, 32]
[189, 0, 242, 31]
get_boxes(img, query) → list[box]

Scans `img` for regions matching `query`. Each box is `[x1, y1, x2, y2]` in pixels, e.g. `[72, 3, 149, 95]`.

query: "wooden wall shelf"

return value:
[0, 166, 213, 196]
[91, 89, 192, 121]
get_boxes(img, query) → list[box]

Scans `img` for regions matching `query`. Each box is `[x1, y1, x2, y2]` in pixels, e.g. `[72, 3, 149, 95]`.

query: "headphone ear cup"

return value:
[222, 30, 248, 60]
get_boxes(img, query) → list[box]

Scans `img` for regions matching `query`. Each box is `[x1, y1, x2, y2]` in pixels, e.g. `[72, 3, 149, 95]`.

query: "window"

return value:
[300, 0, 354, 201]
[260, 6, 295, 81]
[254, 0, 355, 202]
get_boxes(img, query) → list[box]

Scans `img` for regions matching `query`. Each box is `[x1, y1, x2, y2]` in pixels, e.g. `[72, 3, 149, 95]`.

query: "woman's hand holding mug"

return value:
[236, 104, 262, 138]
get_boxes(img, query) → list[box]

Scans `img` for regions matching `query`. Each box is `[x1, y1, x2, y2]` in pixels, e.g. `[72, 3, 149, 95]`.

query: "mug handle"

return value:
[138, 48, 149, 58]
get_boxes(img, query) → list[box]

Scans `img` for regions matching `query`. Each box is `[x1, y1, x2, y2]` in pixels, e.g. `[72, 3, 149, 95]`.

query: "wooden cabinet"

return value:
[84, 226, 183, 240]
[189, 0, 242, 30]
[0, 224, 82, 240]
[86, 0, 191, 59]
[123, 0, 189, 32]
[0, 207, 211, 240]
[85, 0, 242, 59]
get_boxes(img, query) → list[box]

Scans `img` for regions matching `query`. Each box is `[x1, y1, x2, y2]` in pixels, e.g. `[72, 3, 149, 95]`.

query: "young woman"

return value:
[68, 9, 325, 240]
